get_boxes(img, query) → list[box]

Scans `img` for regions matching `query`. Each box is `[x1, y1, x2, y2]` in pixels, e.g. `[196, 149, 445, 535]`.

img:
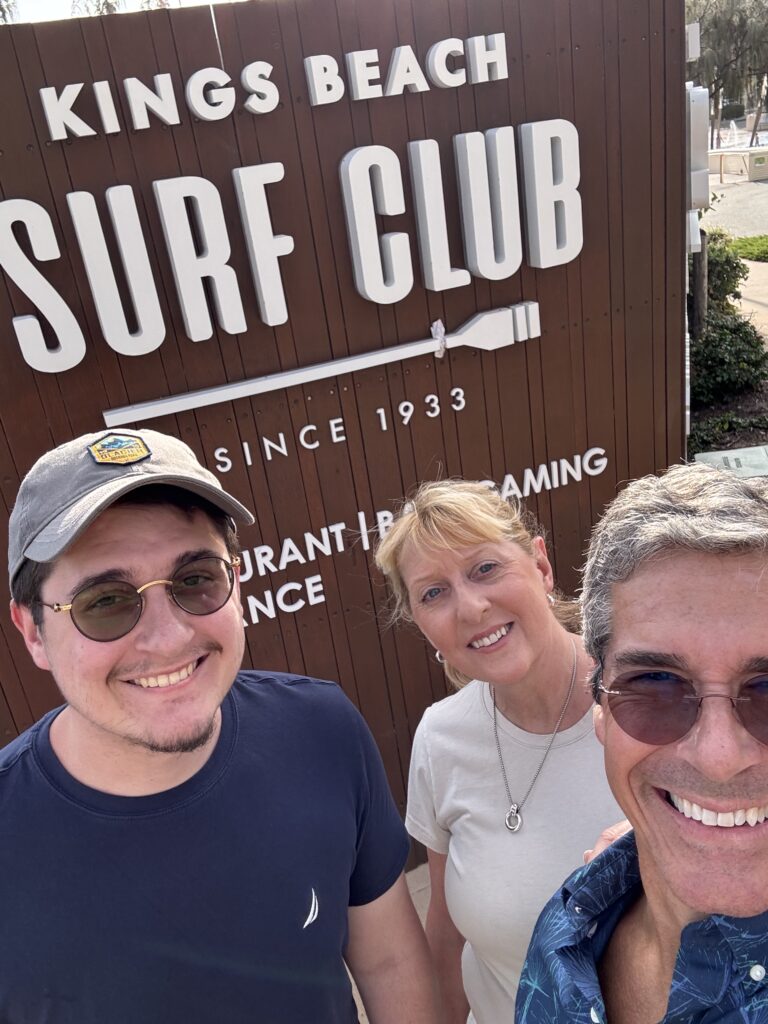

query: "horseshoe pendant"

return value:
[505, 804, 522, 832]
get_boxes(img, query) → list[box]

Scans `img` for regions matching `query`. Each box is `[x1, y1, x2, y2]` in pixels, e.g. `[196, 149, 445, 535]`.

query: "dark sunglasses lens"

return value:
[170, 558, 234, 615]
[739, 680, 768, 745]
[607, 676, 698, 745]
[71, 582, 142, 641]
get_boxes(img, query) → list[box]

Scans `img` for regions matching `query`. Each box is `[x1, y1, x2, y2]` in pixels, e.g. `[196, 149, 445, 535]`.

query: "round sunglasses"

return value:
[40, 555, 240, 642]
[598, 670, 768, 746]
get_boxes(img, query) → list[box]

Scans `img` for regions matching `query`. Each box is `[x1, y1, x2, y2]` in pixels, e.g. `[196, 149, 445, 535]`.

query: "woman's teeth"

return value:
[668, 791, 768, 827]
[470, 624, 510, 649]
[133, 659, 198, 689]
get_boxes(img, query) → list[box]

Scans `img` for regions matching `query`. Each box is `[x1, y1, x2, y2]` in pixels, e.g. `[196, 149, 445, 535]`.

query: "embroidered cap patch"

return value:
[87, 433, 151, 466]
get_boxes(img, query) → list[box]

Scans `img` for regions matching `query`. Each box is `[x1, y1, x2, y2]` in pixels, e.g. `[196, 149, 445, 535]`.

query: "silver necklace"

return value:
[491, 638, 577, 833]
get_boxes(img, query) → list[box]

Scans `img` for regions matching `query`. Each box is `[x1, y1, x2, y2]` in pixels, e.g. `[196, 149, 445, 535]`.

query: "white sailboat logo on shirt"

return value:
[302, 888, 319, 929]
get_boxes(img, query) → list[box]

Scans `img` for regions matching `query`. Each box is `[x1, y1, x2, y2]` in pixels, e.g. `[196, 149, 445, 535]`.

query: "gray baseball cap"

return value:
[8, 428, 255, 587]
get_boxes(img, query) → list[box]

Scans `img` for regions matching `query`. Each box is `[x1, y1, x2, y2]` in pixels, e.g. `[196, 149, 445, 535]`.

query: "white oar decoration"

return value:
[103, 301, 540, 427]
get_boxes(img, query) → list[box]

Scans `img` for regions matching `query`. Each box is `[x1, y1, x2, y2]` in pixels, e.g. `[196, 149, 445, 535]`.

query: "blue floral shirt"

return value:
[516, 832, 768, 1023]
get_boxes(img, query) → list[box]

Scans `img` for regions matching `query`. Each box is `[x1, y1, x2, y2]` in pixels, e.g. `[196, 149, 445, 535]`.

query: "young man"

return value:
[517, 463, 768, 1023]
[1, 428, 436, 1024]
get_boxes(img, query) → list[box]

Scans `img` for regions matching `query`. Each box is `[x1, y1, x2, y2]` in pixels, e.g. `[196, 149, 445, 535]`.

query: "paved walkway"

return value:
[701, 174, 768, 238]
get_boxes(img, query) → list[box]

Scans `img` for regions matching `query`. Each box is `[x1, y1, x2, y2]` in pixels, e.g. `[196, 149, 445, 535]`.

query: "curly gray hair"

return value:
[582, 462, 768, 697]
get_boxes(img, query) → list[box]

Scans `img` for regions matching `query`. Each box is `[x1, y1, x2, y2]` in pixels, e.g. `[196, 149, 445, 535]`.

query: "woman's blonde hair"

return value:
[374, 479, 580, 689]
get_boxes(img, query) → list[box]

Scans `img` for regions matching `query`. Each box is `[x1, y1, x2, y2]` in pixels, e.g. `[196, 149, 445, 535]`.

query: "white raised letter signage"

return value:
[0, 199, 86, 372]
[408, 140, 471, 292]
[232, 164, 295, 327]
[66, 186, 165, 357]
[339, 145, 414, 304]
[519, 118, 583, 267]
[153, 176, 247, 342]
[454, 126, 523, 280]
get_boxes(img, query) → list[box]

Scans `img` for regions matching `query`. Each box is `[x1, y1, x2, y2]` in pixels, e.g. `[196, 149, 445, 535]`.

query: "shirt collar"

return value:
[558, 831, 641, 940]
[558, 829, 768, 974]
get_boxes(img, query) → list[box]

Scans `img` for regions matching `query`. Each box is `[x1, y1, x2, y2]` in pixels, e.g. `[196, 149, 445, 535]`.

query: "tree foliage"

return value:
[690, 310, 768, 407]
[71, 0, 123, 14]
[0, 0, 16, 24]
[70, 0, 170, 12]
[705, 228, 750, 310]
[686, 0, 768, 113]
[688, 229, 768, 409]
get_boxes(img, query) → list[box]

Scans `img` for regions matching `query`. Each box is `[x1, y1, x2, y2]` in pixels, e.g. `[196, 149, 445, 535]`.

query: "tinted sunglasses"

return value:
[41, 555, 240, 642]
[598, 670, 768, 746]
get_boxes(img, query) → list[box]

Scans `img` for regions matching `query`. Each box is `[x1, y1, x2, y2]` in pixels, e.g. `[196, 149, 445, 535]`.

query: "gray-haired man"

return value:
[517, 463, 768, 1024]
[0, 428, 436, 1024]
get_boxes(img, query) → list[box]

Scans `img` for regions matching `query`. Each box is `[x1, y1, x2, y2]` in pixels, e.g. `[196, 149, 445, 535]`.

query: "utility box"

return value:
[696, 446, 768, 478]
[709, 147, 768, 180]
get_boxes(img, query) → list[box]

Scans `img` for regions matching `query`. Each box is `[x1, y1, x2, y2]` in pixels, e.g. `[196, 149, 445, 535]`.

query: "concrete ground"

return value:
[406, 862, 431, 924]
[353, 865, 431, 1022]
[702, 173, 768, 238]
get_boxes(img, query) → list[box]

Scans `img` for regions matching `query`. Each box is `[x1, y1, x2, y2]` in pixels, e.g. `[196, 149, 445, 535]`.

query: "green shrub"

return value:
[704, 228, 749, 310]
[731, 235, 768, 262]
[688, 412, 768, 456]
[721, 101, 745, 120]
[690, 309, 768, 408]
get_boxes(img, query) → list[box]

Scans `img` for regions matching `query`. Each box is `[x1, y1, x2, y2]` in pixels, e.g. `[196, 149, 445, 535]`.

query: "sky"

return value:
[13, 0, 245, 23]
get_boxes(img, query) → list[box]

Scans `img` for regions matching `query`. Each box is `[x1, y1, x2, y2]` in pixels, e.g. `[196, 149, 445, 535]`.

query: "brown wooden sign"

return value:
[0, 0, 685, 816]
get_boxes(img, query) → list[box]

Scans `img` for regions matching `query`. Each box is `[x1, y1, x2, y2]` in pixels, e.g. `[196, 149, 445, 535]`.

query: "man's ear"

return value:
[232, 557, 243, 611]
[594, 702, 606, 746]
[10, 601, 51, 672]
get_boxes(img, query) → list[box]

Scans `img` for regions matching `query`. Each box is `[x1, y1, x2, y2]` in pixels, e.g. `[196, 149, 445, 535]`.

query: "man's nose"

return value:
[131, 584, 195, 650]
[679, 694, 765, 783]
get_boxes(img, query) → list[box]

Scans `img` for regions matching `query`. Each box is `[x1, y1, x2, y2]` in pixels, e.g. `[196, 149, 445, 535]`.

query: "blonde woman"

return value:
[375, 481, 620, 1024]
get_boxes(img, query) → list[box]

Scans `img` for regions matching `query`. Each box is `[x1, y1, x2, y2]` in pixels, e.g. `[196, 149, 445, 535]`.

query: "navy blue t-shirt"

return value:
[0, 672, 409, 1023]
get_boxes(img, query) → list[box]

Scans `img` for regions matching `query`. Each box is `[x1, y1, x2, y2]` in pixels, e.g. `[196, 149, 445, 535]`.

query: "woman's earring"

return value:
[546, 592, 555, 606]
[435, 650, 445, 664]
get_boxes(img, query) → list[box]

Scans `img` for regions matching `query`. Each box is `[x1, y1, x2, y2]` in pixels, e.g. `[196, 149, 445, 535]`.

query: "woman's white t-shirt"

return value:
[406, 680, 622, 1024]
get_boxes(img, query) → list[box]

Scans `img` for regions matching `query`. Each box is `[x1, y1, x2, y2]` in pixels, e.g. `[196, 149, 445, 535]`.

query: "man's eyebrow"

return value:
[611, 651, 768, 677]
[64, 549, 223, 599]
[611, 650, 689, 671]
[65, 568, 130, 600]
[170, 549, 224, 574]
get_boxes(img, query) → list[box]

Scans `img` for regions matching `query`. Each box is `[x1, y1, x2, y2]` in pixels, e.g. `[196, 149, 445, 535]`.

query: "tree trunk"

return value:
[750, 75, 767, 147]
[691, 230, 708, 343]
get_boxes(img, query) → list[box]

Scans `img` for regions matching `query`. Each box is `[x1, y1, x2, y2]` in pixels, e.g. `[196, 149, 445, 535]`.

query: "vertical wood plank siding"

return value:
[0, 0, 685, 819]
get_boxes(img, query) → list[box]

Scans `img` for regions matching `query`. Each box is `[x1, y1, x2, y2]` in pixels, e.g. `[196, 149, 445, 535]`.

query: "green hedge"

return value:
[721, 101, 745, 120]
[688, 412, 768, 456]
[690, 309, 768, 409]
[704, 228, 749, 308]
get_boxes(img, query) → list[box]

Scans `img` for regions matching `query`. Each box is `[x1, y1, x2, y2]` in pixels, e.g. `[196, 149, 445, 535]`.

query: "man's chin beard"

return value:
[134, 717, 217, 755]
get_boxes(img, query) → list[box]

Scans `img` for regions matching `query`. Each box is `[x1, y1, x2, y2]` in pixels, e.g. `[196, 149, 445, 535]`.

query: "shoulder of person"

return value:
[233, 669, 365, 728]
[417, 678, 483, 734]
[530, 829, 639, 945]
[0, 709, 60, 777]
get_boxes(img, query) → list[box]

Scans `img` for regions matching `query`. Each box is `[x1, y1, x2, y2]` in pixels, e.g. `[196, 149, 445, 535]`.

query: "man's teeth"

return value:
[470, 624, 511, 649]
[133, 660, 198, 689]
[668, 792, 768, 827]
